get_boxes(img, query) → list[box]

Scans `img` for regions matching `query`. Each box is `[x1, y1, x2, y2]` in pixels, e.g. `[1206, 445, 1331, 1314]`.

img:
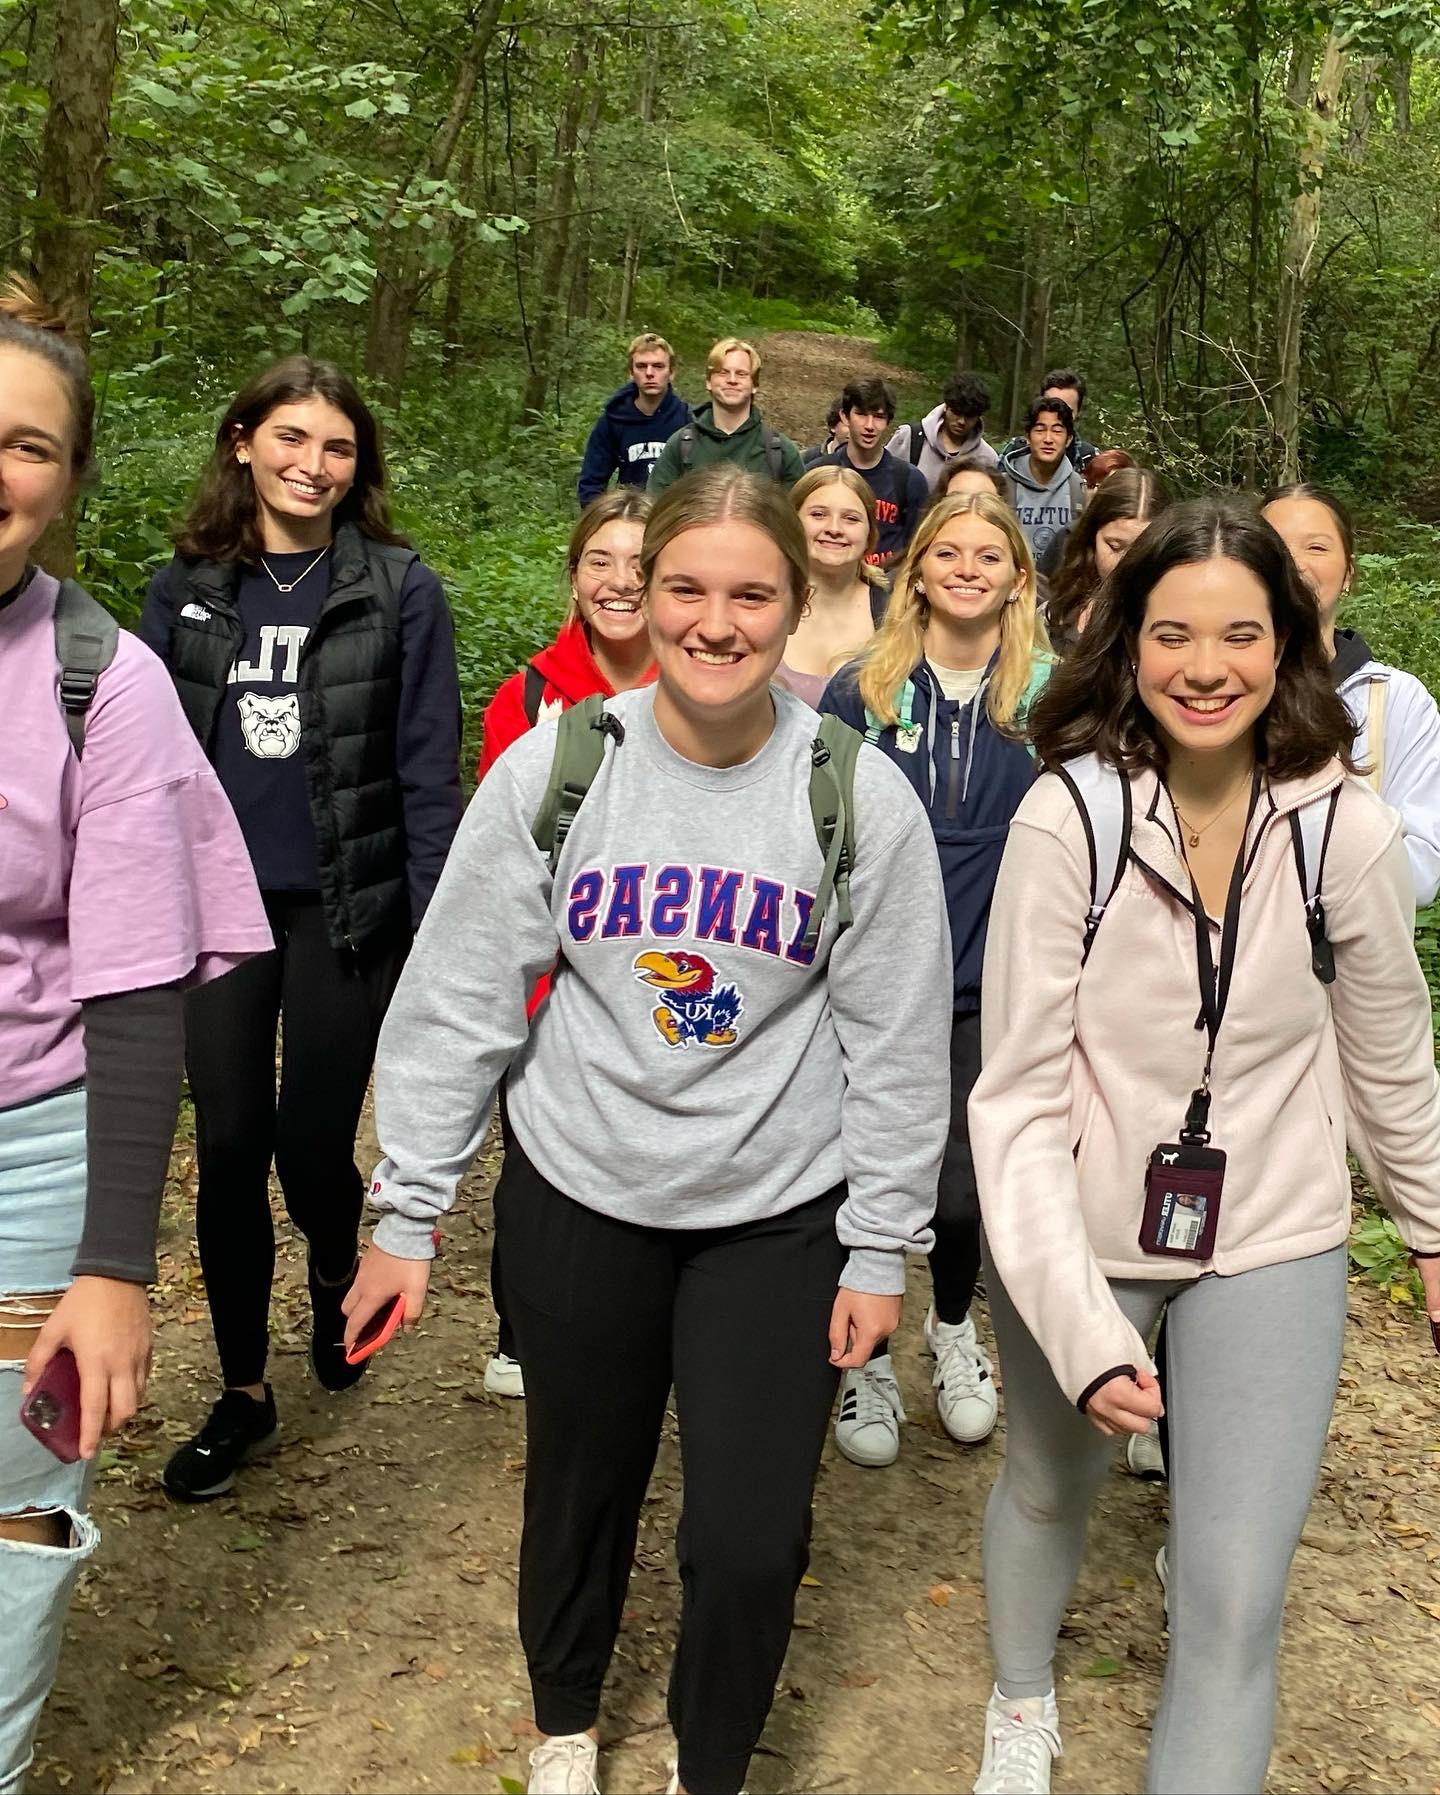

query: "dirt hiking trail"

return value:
[33, 334, 1440, 1795]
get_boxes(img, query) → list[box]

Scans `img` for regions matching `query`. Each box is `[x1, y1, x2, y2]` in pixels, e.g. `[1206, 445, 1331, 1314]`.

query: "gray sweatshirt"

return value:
[368, 685, 952, 1295]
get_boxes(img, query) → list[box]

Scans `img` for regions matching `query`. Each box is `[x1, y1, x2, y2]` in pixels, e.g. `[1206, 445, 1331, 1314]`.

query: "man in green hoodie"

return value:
[648, 337, 806, 493]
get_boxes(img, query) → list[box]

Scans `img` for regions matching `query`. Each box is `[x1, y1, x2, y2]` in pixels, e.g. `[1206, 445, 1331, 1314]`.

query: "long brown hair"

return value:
[566, 488, 653, 623]
[174, 355, 406, 563]
[0, 274, 94, 477]
[641, 464, 809, 621]
[1028, 497, 1356, 779]
[1047, 468, 1168, 656]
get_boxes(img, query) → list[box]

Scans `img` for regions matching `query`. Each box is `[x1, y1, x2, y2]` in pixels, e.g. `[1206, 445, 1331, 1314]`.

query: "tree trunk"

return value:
[1345, 55, 1379, 159]
[617, 58, 657, 331]
[32, 0, 119, 574]
[522, 39, 590, 416]
[1389, 54, 1411, 134]
[365, 0, 505, 396]
[442, 132, 478, 374]
[1274, 30, 1348, 483]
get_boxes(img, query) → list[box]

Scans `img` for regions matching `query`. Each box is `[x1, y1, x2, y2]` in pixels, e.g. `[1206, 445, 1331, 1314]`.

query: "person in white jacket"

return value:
[967, 497, 1440, 1795]
[1263, 482, 1440, 907]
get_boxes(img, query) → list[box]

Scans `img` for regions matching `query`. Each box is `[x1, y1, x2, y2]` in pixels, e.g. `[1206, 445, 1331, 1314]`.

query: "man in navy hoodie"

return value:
[576, 332, 691, 505]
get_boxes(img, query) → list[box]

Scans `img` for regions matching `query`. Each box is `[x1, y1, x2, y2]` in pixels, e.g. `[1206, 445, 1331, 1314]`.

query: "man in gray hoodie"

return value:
[887, 371, 998, 493]
[998, 394, 1088, 573]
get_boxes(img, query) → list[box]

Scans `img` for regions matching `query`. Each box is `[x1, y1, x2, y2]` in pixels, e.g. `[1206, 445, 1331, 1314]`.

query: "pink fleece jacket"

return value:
[971, 758, 1440, 1409]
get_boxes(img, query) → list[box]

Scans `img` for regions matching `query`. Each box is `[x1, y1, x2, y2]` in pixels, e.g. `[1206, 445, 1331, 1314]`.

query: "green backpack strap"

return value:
[804, 713, 863, 954]
[1016, 650, 1057, 759]
[54, 578, 120, 759]
[863, 675, 915, 746]
[530, 693, 617, 872]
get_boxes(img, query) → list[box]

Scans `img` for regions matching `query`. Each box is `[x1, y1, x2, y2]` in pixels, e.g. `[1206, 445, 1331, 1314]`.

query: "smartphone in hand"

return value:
[344, 1295, 406, 1367]
[20, 1347, 83, 1462]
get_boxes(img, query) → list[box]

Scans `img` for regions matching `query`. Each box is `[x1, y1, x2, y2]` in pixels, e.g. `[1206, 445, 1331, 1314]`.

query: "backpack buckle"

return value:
[59, 668, 100, 715]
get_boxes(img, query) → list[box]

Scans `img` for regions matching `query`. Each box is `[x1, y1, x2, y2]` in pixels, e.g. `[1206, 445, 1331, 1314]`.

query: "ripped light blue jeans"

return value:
[0, 1088, 94, 1795]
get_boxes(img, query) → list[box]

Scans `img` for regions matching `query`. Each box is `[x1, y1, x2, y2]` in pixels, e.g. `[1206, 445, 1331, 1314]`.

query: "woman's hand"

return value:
[23, 1277, 152, 1460]
[829, 1288, 902, 1370]
[341, 1244, 432, 1350]
[1084, 1367, 1164, 1438]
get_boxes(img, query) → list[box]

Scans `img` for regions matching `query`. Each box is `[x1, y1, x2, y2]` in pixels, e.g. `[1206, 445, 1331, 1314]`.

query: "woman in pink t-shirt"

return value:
[0, 278, 271, 1791]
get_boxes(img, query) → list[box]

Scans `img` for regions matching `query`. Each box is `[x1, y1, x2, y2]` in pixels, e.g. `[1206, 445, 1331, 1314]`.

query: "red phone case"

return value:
[20, 1347, 83, 1463]
[344, 1294, 406, 1366]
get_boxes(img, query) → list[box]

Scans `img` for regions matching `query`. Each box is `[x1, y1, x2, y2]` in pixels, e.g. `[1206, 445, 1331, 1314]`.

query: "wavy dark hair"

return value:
[174, 355, 407, 563]
[1047, 467, 1170, 656]
[1028, 497, 1356, 779]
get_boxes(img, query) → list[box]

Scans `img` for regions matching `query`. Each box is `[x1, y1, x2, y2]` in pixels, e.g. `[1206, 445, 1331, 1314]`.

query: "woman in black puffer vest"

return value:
[138, 356, 462, 1501]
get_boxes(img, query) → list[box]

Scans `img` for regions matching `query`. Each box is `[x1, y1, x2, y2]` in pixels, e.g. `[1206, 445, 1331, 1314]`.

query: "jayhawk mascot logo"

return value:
[633, 950, 744, 1048]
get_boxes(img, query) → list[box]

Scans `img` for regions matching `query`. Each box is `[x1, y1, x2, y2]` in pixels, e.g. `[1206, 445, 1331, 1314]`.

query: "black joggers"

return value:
[495, 1139, 847, 1795]
[184, 892, 406, 1387]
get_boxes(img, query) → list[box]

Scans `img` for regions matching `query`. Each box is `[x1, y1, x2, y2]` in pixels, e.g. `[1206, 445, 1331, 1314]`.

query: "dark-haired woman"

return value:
[1263, 482, 1440, 907]
[138, 357, 462, 1502]
[966, 498, 1440, 1793]
[0, 277, 270, 1790]
[1045, 467, 1168, 657]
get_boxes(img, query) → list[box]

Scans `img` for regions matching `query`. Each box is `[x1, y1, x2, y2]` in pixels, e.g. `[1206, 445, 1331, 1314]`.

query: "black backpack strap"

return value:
[907, 423, 925, 467]
[762, 426, 784, 481]
[54, 579, 120, 759]
[530, 694, 624, 872]
[522, 662, 547, 727]
[1289, 790, 1341, 985]
[678, 425, 696, 471]
[1054, 755, 1132, 964]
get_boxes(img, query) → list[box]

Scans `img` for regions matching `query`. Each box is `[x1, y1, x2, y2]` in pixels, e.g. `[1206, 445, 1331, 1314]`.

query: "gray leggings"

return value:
[983, 1246, 1347, 1795]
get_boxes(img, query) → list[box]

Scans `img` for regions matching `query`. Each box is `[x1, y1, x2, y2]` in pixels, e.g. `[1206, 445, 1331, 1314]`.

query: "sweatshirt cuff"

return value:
[840, 1246, 907, 1298]
[373, 1211, 439, 1261]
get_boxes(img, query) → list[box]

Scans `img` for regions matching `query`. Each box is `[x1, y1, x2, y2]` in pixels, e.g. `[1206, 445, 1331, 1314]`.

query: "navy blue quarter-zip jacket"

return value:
[820, 656, 1043, 1012]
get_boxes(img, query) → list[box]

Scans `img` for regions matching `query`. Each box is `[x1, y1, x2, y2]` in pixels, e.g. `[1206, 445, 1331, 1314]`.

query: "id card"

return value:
[1140, 1142, 1225, 1261]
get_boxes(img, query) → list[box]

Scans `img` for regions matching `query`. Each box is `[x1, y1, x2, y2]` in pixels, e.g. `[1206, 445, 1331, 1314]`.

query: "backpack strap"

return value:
[762, 426, 783, 481]
[54, 578, 120, 759]
[907, 423, 925, 467]
[803, 714, 862, 954]
[1289, 789, 1341, 985]
[678, 425, 696, 472]
[863, 676, 915, 746]
[1054, 754, 1132, 964]
[529, 694, 624, 872]
[1364, 679, 1387, 793]
[522, 661, 547, 727]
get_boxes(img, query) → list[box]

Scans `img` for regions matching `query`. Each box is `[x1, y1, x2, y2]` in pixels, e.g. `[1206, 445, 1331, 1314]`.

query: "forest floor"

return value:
[32, 334, 1440, 1795]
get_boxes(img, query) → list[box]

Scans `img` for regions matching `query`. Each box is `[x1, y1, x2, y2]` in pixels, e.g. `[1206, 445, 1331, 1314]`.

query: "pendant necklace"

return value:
[261, 545, 330, 593]
[1172, 770, 1253, 849]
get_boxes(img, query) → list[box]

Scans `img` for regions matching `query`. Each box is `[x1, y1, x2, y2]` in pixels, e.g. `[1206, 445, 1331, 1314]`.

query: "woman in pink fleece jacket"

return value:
[967, 497, 1440, 1795]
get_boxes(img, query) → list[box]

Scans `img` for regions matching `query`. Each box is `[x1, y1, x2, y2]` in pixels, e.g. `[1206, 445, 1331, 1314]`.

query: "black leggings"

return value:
[496, 1139, 846, 1795]
[867, 1010, 981, 1361]
[184, 893, 406, 1388]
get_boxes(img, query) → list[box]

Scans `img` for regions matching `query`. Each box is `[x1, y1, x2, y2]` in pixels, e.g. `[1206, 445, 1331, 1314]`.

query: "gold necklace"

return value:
[1171, 770, 1253, 848]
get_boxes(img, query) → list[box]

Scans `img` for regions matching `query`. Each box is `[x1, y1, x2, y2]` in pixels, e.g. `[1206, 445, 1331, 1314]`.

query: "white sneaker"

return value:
[1125, 1420, 1166, 1479]
[925, 1307, 999, 1443]
[973, 1687, 1061, 1794]
[1156, 1542, 1170, 1619]
[484, 1352, 526, 1399]
[834, 1353, 906, 1466]
[528, 1732, 599, 1794]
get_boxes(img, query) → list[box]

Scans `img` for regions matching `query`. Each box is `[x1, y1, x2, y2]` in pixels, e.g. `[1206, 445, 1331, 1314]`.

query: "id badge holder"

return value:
[1140, 1142, 1225, 1260]
[1139, 1082, 1225, 1261]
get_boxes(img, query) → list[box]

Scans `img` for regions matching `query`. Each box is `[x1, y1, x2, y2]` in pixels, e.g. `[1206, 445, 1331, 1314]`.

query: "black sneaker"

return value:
[308, 1256, 367, 1393]
[163, 1386, 279, 1502]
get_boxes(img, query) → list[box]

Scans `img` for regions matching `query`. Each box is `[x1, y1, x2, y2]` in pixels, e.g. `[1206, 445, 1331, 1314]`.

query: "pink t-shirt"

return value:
[1, 570, 273, 1107]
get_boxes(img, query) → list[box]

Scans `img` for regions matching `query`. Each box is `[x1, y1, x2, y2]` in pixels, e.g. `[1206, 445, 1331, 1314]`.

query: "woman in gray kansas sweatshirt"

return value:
[346, 466, 953, 1795]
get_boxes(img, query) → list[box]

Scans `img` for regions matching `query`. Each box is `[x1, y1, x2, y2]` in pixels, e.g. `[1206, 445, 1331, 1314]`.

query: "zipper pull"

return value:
[950, 718, 961, 759]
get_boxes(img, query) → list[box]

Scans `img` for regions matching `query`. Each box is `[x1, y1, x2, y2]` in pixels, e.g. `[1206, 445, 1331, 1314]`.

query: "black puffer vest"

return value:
[162, 522, 416, 953]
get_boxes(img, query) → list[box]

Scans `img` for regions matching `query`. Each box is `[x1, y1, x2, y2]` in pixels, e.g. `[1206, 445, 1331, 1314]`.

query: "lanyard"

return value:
[1170, 767, 1261, 1144]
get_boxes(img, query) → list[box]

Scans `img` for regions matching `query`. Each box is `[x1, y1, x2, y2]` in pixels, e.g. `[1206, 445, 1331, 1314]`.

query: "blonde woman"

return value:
[347, 466, 952, 1795]
[776, 466, 888, 707]
[820, 494, 1053, 1466]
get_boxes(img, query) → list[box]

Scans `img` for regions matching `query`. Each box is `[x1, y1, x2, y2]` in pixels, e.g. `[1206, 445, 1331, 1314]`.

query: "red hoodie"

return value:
[477, 617, 656, 781]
